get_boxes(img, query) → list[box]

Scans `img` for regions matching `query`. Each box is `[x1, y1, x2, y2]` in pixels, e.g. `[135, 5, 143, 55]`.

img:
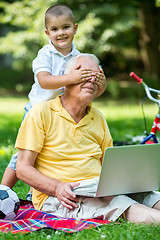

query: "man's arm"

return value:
[16, 149, 79, 209]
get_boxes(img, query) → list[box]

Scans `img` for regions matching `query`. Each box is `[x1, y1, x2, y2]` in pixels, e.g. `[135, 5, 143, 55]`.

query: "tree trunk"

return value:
[138, 1, 160, 78]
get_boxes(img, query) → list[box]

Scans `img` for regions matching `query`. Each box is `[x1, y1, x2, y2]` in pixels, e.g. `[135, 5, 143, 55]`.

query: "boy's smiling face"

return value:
[45, 15, 78, 56]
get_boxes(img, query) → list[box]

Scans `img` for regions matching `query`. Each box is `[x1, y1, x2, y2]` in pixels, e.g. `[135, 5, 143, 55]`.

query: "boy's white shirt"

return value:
[28, 40, 80, 106]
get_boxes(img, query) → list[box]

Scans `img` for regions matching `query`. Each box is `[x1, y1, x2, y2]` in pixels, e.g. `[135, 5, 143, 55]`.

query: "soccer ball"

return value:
[0, 185, 20, 220]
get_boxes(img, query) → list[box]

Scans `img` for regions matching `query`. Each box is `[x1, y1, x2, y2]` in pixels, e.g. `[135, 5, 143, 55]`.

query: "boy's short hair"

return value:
[45, 4, 75, 28]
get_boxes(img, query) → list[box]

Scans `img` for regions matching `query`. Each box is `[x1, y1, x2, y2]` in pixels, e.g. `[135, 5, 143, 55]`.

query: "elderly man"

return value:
[16, 54, 160, 224]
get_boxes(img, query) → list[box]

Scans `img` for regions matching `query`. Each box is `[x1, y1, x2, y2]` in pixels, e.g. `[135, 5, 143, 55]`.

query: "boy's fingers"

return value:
[81, 69, 92, 73]
[74, 64, 81, 70]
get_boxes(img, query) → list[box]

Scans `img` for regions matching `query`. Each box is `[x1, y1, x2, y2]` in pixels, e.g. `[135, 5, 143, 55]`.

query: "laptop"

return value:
[73, 143, 160, 197]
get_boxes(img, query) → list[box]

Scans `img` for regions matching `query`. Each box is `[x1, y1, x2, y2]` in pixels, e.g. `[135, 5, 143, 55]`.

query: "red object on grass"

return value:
[0, 201, 111, 234]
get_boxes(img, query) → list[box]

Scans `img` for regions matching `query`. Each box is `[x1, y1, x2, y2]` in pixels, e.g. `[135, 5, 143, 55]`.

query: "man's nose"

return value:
[89, 74, 96, 83]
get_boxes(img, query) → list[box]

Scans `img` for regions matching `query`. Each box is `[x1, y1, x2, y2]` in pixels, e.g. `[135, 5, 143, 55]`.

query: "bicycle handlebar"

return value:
[130, 72, 160, 107]
[130, 72, 143, 84]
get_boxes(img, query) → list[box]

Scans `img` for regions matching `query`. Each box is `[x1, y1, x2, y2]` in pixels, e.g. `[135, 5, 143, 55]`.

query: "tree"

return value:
[0, 0, 159, 79]
[0, 0, 53, 69]
[138, 0, 160, 78]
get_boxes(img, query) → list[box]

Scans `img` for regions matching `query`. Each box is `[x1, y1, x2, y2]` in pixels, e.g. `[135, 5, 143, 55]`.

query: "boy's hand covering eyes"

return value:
[68, 65, 93, 85]
[95, 69, 106, 89]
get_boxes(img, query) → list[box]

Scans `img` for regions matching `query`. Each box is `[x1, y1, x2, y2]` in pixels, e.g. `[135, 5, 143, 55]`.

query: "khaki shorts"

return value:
[41, 191, 160, 221]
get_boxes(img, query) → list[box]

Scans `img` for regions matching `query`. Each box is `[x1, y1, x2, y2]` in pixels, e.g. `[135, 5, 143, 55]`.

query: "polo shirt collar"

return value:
[48, 40, 77, 57]
[49, 97, 94, 125]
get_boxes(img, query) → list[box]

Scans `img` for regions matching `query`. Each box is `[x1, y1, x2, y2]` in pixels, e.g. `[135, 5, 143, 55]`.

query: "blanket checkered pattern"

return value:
[0, 200, 110, 234]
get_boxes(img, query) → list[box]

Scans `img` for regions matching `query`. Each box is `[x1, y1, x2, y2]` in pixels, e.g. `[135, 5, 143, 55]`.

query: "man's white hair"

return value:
[65, 53, 100, 74]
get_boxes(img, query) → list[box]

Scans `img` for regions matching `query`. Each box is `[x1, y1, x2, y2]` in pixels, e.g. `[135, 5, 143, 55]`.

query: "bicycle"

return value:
[130, 72, 160, 144]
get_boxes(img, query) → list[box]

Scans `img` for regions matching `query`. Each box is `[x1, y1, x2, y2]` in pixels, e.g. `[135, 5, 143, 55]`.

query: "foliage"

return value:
[0, 0, 160, 90]
[0, 68, 32, 93]
[156, 0, 160, 7]
[0, 0, 54, 69]
[0, 0, 144, 72]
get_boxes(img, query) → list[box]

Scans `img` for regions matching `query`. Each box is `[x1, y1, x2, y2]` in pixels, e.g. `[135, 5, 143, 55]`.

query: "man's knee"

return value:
[153, 200, 160, 211]
[124, 203, 156, 224]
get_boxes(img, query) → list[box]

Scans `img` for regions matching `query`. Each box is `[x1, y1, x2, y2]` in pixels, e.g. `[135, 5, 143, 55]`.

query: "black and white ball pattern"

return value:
[0, 185, 20, 220]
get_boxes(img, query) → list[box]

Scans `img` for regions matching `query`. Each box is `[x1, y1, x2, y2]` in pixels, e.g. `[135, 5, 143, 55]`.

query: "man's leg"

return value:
[153, 200, 160, 211]
[125, 203, 160, 224]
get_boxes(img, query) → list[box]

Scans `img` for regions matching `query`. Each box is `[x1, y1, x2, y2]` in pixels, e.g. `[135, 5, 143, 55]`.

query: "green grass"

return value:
[93, 99, 159, 144]
[1, 222, 160, 240]
[0, 96, 160, 239]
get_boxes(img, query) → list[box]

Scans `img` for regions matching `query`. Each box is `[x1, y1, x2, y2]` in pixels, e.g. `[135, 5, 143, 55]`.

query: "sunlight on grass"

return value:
[0, 97, 159, 144]
[0, 96, 28, 113]
[93, 99, 159, 142]
[93, 100, 158, 120]
[0, 96, 158, 120]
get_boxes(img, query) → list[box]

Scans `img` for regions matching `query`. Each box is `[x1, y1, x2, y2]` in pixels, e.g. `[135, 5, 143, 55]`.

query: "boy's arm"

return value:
[37, 68, 92, 90]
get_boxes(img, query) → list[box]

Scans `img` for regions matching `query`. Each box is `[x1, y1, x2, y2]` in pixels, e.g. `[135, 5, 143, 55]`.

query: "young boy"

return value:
[1, 4, 106, 200]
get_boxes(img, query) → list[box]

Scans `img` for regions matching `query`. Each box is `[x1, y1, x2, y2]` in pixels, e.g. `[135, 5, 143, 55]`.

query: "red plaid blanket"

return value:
[0, 200, 110, 234]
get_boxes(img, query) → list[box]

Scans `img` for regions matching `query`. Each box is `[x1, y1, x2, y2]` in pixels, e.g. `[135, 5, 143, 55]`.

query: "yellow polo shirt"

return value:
[15, 97, 113, 210]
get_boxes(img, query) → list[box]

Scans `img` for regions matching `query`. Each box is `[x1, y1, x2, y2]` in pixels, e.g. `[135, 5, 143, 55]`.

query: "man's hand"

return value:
[67, 65, 93, 85]
[55, 182, 80, 210]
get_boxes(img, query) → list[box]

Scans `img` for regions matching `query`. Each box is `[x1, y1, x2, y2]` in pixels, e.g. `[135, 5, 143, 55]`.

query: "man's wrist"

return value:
[53, 180, 62, 196]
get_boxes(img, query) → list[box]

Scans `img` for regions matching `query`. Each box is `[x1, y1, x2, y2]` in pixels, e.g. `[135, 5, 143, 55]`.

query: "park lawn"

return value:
[0, 96, 160, 239]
